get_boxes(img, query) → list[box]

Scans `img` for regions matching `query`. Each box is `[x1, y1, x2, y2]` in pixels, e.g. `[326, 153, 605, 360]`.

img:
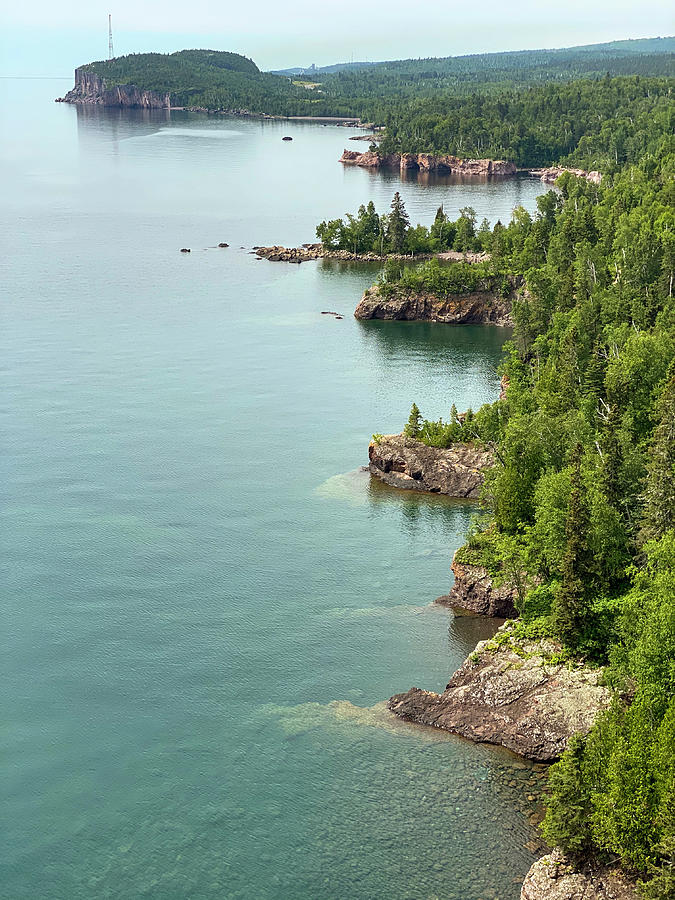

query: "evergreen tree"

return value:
[552, 444, 593, 648]
[387, 192, 410, 253]
[599, 402, 623, 512]
[404, 403, 422, 438]
[541, 734, 594, 854]
[639, 367, 675, 545]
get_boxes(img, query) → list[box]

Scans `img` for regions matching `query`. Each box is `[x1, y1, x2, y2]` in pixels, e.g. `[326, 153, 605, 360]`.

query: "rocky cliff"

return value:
[521, 851, 638, 900]
[388, 623, 610, 761]
[437, 551, 519, 617]
[59, 68, 170, 108]
[355, 284, 514, 325]
[341, 149, 517, 176]
[368, 434, 492, 499]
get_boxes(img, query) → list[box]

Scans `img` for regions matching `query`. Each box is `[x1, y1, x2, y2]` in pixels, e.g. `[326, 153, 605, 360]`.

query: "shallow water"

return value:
[2, 78, 548, 899]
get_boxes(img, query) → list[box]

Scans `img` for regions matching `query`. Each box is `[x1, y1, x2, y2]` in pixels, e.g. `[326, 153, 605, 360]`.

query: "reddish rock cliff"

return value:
[341, 149, 517, 176]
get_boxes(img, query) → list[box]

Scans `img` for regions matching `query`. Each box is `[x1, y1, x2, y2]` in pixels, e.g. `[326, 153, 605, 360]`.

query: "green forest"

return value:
[393, 136, 674, 896]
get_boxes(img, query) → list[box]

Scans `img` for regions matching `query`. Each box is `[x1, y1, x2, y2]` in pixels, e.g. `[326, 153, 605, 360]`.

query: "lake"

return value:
[2, 77, 549, 900]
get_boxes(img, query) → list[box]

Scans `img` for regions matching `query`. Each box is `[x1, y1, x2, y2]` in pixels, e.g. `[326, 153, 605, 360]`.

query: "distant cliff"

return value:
[59, 69, 170, 109]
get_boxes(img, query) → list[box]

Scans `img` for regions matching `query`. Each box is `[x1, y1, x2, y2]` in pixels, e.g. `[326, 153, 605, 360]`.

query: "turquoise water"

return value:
[2, 79, 548, 899]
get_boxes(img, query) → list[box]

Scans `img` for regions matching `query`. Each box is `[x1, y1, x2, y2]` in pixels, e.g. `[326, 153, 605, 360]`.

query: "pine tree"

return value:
[600, 401, 623, 511]
[404, 403, 422, 438]
[552, 444, 593, 648]
[387, 192, 410, 253]
[639, 367, 675, 545]
[541, 734, 594, 854]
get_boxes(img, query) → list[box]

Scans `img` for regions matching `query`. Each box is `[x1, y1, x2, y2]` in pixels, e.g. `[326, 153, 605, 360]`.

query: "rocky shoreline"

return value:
[253, 244, 431, 263]
[438, 550, 519, 617]
[368, 434, 492, 499]
[520, 851, 638, 900]
[389, 622, 610, 762]
[355, 283, 515, 325]
[341, 149, 603, 185]
[341, 148, 518, 176]
[529, 165, 603, 185]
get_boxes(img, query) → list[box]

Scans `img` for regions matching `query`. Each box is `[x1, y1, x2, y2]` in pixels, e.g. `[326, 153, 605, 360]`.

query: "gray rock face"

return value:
[368, 434, 492, 499]
[438, 552, 518, 617]
[354, 285, 513, 325]
[61, 69, 170, 108]
[521, 851, 638, 900]
[388, 626, 610, 761]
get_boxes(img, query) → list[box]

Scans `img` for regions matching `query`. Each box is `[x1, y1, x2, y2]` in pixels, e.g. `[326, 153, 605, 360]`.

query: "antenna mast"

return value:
[108, 14, 114, 60]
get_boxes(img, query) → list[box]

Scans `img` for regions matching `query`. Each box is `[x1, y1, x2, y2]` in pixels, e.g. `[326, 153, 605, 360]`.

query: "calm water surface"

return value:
[2, 79, 548, 900]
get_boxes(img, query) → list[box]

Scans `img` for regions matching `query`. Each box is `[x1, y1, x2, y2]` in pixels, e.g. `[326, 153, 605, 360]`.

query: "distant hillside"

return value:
[315, 37, 675, 115]
[273, 37, 675, 81]
[270, 61, 378, 77]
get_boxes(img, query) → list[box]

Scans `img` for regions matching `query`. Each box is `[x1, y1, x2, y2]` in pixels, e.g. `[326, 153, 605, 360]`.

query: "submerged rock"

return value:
[368, 434, 491, 499]
[389, 624, 610, 761]
[354, 284, 514, 325]
[521, 851, 638, 900]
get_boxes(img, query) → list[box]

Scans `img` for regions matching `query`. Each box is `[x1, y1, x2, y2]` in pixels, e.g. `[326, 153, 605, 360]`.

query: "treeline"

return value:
[377, 76, 675, 169]
[317, 40, 675, 115]
[403, 143, 675, 893]
[316, 191, 545, 256]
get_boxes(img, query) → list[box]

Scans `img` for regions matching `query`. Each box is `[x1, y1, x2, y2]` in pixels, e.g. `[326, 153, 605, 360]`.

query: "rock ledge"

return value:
[389, 624, 610, 761]
[368, 434, 492, 499]
[437, 550, 518, 617]
[355, 284, 514, 325]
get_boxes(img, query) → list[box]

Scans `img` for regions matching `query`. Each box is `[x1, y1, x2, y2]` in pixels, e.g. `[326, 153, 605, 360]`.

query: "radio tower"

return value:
[108, 14, 114, 60]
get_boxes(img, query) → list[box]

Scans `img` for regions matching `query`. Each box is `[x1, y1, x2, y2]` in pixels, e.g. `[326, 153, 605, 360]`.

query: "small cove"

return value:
[2, 78, 549, 899]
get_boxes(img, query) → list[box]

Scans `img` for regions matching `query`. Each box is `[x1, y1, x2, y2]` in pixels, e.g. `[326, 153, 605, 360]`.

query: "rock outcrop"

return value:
[354, 284, 514, 325]
[254, 244, 431, 263]
[437, 551, 519, 617]
[60, 68, 170, 108]
[340, 149, 517, 176]
[528, 166, 602, 185]
[368, 434, 492, 499]
[388, 624, 610, 761]
[521, 851, 638, 900]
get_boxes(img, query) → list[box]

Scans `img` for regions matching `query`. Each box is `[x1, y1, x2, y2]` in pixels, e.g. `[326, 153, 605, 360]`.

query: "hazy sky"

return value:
[1, 0, 673, 75]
